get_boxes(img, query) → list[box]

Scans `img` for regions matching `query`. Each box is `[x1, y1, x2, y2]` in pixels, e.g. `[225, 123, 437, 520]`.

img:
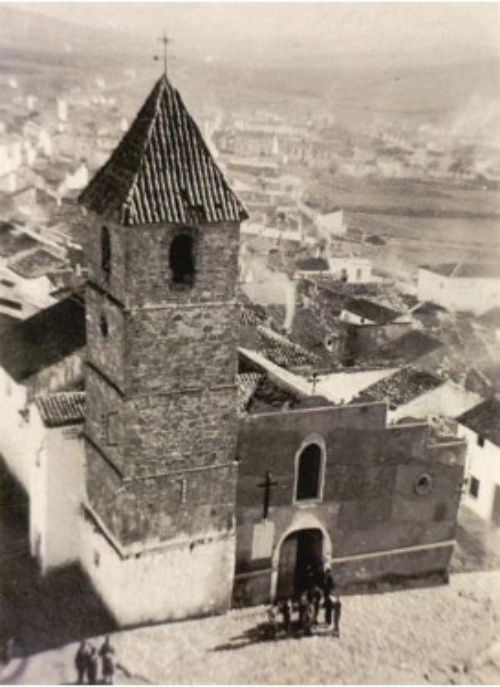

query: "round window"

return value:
[414, 473, 433, 496]
[100, 314, 109, 338]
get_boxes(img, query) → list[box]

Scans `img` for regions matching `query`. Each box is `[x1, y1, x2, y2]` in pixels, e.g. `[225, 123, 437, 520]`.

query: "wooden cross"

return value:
[257, 471, 279, 520]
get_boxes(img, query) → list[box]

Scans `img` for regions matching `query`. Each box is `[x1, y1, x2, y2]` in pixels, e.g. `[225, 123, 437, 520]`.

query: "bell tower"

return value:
[79, 75, 247, 626]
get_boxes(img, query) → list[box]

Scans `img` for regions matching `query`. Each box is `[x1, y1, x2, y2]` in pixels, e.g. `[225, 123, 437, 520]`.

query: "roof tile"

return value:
[80, 76, 247, 226]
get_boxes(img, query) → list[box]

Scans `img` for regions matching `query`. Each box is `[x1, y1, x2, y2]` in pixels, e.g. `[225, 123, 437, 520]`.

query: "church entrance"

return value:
[276, 528, 324, 599]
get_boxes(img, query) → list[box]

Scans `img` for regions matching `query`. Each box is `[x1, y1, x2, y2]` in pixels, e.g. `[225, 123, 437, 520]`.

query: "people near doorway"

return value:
[323, 591, 335, 629]
[280, 598, 293, 636]
[301, 600, 314, 637]
[332, 595, 342, 638]
[266, 605, 279, 641]
[323, 567, 336, 595]
[99, 636, 116, 684]
[305, 563, 317, 590]
[298, 590, 309, 627]
[310, 584, 323, 625]
[75, 641, 90, 685]
[86, 645, 99, 685]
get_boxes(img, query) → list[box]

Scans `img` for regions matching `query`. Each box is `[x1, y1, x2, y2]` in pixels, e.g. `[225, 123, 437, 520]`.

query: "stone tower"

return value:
[79, 75, 247, 626]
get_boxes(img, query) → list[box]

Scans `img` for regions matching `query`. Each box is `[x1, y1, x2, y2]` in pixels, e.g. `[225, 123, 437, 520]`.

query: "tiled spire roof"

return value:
[80, 75, 248, 226]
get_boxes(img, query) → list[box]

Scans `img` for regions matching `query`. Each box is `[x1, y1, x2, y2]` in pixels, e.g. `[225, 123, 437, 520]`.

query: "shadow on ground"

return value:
[0, 459, 116, 657]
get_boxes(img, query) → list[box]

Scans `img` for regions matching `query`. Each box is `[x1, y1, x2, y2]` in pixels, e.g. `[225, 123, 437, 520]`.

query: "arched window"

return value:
[296, 443, 322, 501]
[169, 233, 195, 287]
[101, 226, 111, 278]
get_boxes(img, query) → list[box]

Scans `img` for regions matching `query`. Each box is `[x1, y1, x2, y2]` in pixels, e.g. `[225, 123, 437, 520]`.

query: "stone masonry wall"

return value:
[124, 221, 240, 308]
[86, 288, 126, 391]
[85, 218, 241, 549]
[235, 404, 466, 602]
[125, 304, 238, 395]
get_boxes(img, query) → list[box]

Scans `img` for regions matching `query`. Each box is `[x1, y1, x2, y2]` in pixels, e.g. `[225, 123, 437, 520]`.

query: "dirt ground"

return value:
[2, 569, 500, 686]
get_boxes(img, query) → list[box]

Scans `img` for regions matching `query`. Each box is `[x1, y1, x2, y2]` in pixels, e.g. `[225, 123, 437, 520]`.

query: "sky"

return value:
[16, 2, 500, 68]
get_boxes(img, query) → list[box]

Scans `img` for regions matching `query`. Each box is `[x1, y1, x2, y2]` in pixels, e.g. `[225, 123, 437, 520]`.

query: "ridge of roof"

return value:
[80, 75, 248, 226]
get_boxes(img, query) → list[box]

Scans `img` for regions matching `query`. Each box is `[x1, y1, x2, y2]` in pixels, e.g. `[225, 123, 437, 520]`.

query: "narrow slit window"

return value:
[101, 226, 111, 278]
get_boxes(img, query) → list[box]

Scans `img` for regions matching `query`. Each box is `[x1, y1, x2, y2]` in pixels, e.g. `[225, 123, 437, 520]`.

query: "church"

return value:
[0, 74, 467, 628]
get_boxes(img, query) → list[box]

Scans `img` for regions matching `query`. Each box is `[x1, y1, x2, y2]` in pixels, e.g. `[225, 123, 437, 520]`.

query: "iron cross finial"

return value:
[155, 31, 171, 77]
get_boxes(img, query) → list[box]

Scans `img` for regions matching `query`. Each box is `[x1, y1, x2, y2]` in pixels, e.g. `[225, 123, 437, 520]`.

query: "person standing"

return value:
[298, 590, 309, 628]
[267, 605, 278, 641]
[281, 598, 293, 636]
[86, 645, 99, 685]
[311, 585, 323, 625]
[324, 567, 335, 595]
[74, 641, 89, 685]
[301, 600, 314, 637]
[323, 591, 334, 630]
[332, 595, 342, 637]
[99, 636, 116, 685]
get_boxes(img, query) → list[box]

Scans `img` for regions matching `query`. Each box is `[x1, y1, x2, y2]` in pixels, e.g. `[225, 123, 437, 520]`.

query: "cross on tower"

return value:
[257, 471, 279, 520]
[155, 31, 171, 77]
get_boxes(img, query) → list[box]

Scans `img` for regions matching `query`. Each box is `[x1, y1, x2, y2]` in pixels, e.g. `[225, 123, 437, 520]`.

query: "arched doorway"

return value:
[276, 528, 324, 600]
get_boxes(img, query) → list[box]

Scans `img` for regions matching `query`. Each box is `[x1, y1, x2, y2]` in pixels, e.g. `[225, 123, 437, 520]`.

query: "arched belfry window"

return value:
[295, 441, 324, 501]
[101, 226, 111, 278]
[170, 233, 195, 287]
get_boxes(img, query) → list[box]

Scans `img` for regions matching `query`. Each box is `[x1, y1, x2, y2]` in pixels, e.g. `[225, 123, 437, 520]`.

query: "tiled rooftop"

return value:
[365, 330, 443, 366]
[354, 367, 443, 408]
[8, 247, 66, 279]
[457, 398, 500, 448]
[343, 297, 401, 325]
[295, 257, 329, 272]
[80, 75, 248, 226]
[237, 373, 263, 414]
[35, 391, 85, 428]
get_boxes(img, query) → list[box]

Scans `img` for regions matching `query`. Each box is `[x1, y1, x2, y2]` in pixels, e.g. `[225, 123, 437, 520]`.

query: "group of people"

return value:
[74, 636, 116, 685]
[267, 566, 343, 640]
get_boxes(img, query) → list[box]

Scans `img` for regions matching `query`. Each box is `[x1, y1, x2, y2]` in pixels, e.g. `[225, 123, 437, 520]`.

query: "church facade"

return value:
[0, 74, 467, 628]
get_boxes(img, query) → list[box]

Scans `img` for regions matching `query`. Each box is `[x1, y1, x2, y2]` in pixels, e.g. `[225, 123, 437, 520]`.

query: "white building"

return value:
[295, 257, 373, 283]
[315, 209, 347, 239]
[418, 263, 500, 316]
[458, 398, 500, 525]
[29, 392, 85, 572]
[0, 293, 86, 492]
[328, 257, 373, 284]
[0, 265, 56, 320]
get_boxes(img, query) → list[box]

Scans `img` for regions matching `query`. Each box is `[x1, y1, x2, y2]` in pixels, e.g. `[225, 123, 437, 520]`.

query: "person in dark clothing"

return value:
[86, 646, 99, 685]
[324, 567, 335, 595]
[332, 595, 342, 637]
[298, 590, 309, 628]
[75, 641, 89, 685]
[281, 598, 293, 636]
[301, 600, 314, 637]
[323, 591, 334, 629]
[267, 605, 278, 641]
[311, 585, 323, 625]
[99, 636, 115, 685]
